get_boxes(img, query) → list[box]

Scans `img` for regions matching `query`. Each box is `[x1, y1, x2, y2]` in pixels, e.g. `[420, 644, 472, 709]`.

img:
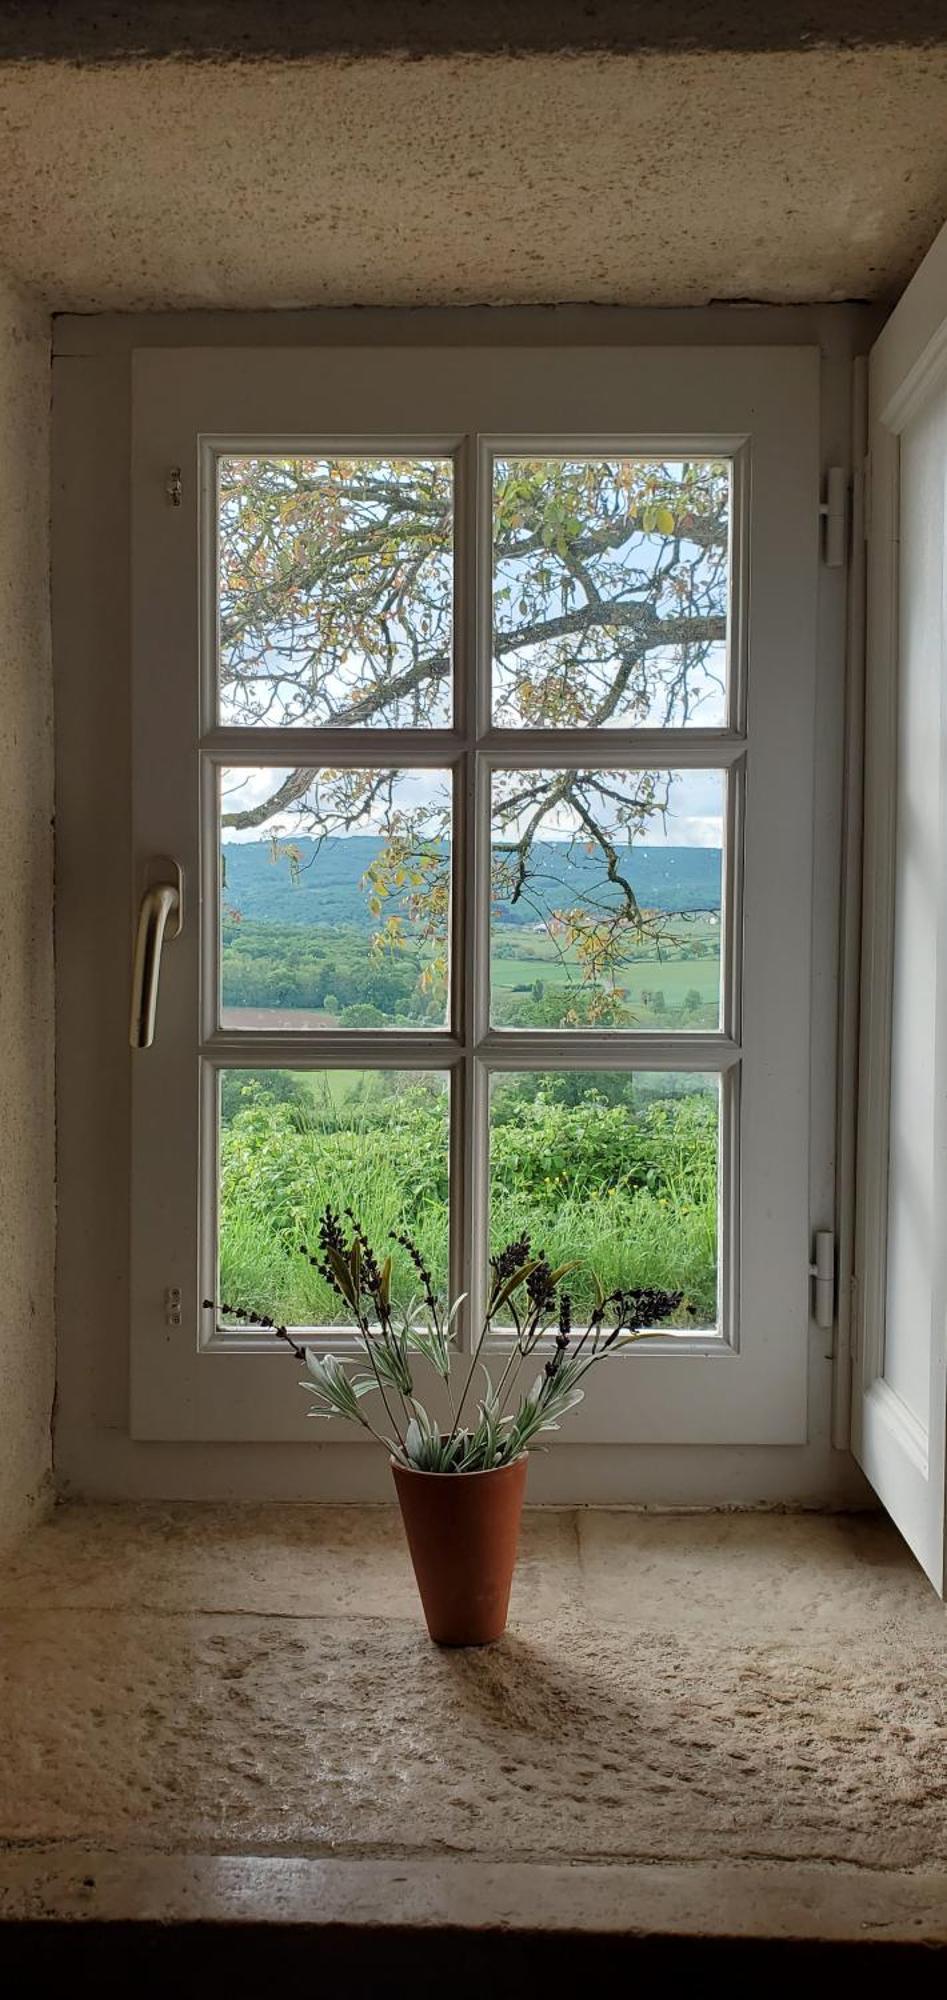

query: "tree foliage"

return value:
[218, 453, 729, 1000]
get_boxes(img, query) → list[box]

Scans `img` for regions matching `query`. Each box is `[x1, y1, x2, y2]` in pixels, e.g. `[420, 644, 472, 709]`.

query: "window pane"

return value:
[218, 1068, 450, 1328]
[217, 454, 453, 727]
[489, 1070, 719, 1329]
[492, 456, 730, 727]
[490, 767, 723, 1029]
[220, 766, 452, 1028]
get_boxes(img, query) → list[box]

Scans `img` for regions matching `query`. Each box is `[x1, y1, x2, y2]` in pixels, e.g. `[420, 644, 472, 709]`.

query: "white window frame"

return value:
[129, 344, 820, 1447]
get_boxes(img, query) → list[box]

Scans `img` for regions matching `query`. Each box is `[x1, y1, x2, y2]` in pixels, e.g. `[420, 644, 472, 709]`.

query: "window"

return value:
[129, 345, 820, 1447]
[213, 449, 731, 1341]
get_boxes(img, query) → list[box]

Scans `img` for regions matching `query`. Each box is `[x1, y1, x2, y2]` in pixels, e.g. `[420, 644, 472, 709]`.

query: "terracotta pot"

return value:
[391, 1453, 528, 1646]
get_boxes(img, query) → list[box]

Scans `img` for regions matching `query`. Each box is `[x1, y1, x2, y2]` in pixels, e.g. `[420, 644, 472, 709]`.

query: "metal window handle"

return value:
[129, 862, 183, 1049]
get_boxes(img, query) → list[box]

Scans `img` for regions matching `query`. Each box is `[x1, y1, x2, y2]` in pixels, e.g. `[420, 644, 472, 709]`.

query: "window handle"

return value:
[129, 862, 183, 1049]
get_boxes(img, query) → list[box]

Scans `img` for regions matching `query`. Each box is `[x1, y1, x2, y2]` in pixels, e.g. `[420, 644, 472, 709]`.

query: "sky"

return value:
[219, 765, 724, 849]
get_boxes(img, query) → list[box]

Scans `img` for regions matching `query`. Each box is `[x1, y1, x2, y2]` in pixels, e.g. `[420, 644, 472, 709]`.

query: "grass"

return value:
[218, 1077, 718, 1332]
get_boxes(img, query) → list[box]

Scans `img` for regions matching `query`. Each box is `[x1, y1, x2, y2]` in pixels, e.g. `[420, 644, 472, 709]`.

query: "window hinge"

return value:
[819, 467, 848, 566]
[809, 1229, 836, 1330]
[166, 466, 183, 508]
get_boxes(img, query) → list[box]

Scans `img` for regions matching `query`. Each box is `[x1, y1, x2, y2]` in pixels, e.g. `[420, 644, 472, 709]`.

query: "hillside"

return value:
[221, 835, 721, 929]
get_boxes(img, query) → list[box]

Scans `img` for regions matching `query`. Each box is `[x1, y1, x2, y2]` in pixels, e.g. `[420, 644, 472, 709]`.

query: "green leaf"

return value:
[444, 1293, 467, 1335]
[548, 1260, 581, 1286]
[326, 1248, 357, 1306]
[492, 1261, 540, 1314]
[300, 1352, 373, 1427]
[371, 1333, 414, 1396]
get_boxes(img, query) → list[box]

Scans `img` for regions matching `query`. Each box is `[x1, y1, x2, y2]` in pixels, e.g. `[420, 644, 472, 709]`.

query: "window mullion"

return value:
[452, 434, 492, 1352]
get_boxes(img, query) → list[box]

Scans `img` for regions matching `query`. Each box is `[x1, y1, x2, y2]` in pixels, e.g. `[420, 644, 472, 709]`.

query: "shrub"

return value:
[339, 1002, 387, 1028]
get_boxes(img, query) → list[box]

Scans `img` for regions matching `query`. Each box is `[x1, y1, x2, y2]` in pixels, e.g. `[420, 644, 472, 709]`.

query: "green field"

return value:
[489, 920, 721, 1028]
[223, 916, 722, 1033]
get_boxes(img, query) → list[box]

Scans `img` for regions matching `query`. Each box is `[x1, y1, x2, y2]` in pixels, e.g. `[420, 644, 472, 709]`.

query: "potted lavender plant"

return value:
[207, 1207, 681, 1645]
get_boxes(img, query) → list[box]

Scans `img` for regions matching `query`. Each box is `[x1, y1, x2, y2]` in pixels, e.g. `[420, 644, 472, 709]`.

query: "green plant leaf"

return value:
[325, 1247, 357, 1306]
[492, 1261, 540, 1314]
[548, 1260, 581, 1285]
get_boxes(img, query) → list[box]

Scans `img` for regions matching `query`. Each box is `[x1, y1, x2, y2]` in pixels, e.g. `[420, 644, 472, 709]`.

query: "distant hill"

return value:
[222, 836, 721, 929]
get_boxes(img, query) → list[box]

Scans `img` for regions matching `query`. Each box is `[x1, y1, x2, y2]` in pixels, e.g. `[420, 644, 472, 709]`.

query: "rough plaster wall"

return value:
[0, 50, 946, 311]
[0, 277, 54, 1546]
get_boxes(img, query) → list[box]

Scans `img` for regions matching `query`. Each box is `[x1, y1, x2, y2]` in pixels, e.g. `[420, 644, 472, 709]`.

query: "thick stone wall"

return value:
[0, 277, 54, 1546]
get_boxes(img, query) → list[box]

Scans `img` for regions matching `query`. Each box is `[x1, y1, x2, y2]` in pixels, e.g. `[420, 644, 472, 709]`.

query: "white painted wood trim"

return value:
[125, 343, 821, 1450]
[872, 216, 947, 430]
[831, 355, 867, 1450]
[854, 218, 947, 1589]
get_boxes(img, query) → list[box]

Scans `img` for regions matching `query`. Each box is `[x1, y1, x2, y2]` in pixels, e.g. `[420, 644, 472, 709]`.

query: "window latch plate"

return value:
[810, 1230, 836, 1330]
[819, 467, 848, 567]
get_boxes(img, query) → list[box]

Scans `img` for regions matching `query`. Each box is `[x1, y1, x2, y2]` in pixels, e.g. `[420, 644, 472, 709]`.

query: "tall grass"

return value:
[218, 1077, 718, 1328]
